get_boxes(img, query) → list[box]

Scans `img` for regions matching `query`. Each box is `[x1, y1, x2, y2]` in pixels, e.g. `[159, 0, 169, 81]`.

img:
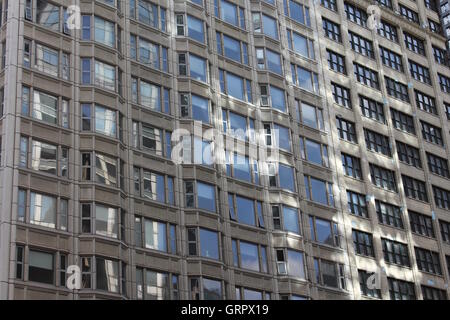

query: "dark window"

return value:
[347, 190, 368, 217]
[359, 270, 381, 298]
[438, 74, 450, 94]
[421, 286, 447, 300]
[428, 19, 441, 34]
[404, 32, 425, 56]
[440, 220, 450, 243]
[352, 229, 374, 257]
[427, 153, 449, 178]
[379, 47, 403, 72]
[336, 117, 357, 142]
[421, 121, 443, 146]
[344, 2, 367, 27]
[385, 77, 409, 103]
[341, 153, 362, 179]
[353, 63, 379, 89]
[369, 164, 397, 192]
[327, 49, 346, 74]
[349, 32, 374, 58]
[382, 239, 410, 267]
[399, 5, 419, 24]
[433, 185, 450, 210]
[415, 247, 441, 275]
[322, 18, 341, 42]
[364, 129, 391, 157]
[388, 278, 416, 300]
[377, 20, 398, 42]
[402, 175, 428, 202]
[391, 108, 415, 134]
[445, 102, 450, 120]
[396, 141, 422, 168]
[29, 250, 54, 284]
[415, 90, 437, 114]
[424, 0, 438, 12]
[321, 0, 337, 11]
[409, 61, 431, 85]
[376, 200, 403, 229]
[432, 46, 446, 65]
[331, 82, 351, 108]
[409, 211, 434, 238]
[375, 0, 392, 9]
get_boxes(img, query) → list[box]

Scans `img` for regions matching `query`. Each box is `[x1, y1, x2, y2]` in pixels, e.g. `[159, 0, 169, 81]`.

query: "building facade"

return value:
[0, 0, 449, 300]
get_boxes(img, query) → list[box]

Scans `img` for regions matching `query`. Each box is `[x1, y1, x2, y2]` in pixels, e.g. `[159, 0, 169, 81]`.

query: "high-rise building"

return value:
[0, 0, 449, 300]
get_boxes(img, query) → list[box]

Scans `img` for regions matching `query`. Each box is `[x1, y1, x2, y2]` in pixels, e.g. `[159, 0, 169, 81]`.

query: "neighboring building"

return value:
[439, 0, 450, 48]
[0, 0, 449, 300]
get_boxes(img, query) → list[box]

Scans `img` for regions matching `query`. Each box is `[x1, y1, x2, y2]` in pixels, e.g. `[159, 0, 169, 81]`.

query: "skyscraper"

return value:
[0, 0, 449, 300]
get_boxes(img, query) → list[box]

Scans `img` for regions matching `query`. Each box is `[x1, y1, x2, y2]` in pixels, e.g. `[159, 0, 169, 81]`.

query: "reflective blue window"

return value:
[200, 229, 219, 259]
[192, 94, 209, 123]
[236, 196, 255, 226]
[198, 182, 216, 212]
[233, 153, 251, 182]
[279, 164, 295, 192]
[266, 49, 282, 74]
[190, 54, 207, 82]
[187, 15, 204, 43]
[262, 14, 278, 39]
[270, 86, 286, 112]
[221, 0, 238, 26]
[310, 177, 328, 205]
[240, 241, 259, 271]
[287, 250, 305, 278]
[283, 206, 300, 234]
[274, 124, 291, 151]
[226, 73, 244, 100]
[223, 34, 241, 62]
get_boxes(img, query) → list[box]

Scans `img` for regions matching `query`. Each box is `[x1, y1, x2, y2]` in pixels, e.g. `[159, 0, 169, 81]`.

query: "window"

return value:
[359, 270, 381, 298]
[299, 136, 329, 167]
[16, 246, 24, 280]
[259, 84, 286, 112]
[91, 16, 116, 48]
[34, 43, 59, 77]
[134, 216, 176, 254]
[291, 64, 319, 93]
[422, 286, 447, 300]
[222, 110, 255, 142]
[440, 220, 450, 243]
[176, 14, 205, 43]
[252, 12, 278, 39]
[347, 190, 368, 217]
[439, 73, 450, 94]
[344, 2, 368, 27]
[336, 117, 357, 143]
[226, 152, 259, 185]
[427, 153, 449, 178]
[349, 32, 374, 58]
[263, 123, 291, 151]
[379, 47, 403, 72]
[136, 268, 179, 300]
[235, 287, 271, 300]
[327, 49, 346, 74]
[321, 0, 337, 11]
[129, 35, 168, 72]
[376, 200, 403, 229]
[409, 61, 431, 85]
[388, 278, 416, 300]
[432, 46, 446, 65]
[424, 0, 438, 12]
[399, 5, 419, 24]
[378, 20, 398, 42]
[385, 77, 409, 103]
[402, 175, 428, 202]
[283, 0, 311, 26]
[80, 256, 122, 293]
[369, 164, 397, 192]
[360, 96, 385, 123]
[215, 0, 246, 29]
[185, 181, 216, 212]
[428, 19, 441, 34]
[81, 58, 117, 92]
[272, 205, 300, 234]
[216, 32, 248, 65]
[232, 240, 268, 273]
[396, 141, 422, 168]
[391, 108, 415, 134]
[187, 228, 220, 260]
[304, 175, 334, 206]
[256, 47, 283, 75]
[219, 69, 252, 103]
[382, 239, 410, 267]
[189, 277, 223, 300]
[276, 249, 306, 278]
[286, 29, 315, 59]
[180, 93, 209, 123]
[310, 216, 340, 247]
[415, 247, 441, 275]
[404, 32, 425, 56]
[353, 63, 379, 89]
[352, 230, 374, 257]
[178, 53, 207, 83]
[81, 104, 118, 138]
[433, 185, 450, 210]
[296, 101, 324, 130]
[269, 163, 296, 192]
[331, 83, 351, 108]
[131, 0, 166, 31]
[322, 18, 341, 42]
[36, 0, 60, 31]
[133, 168, 174, 205]
[409, 211, 434, 238]
[131, 78, 170, 113]
[421, 121, 443, 146]
[132, 121, 172, 158]
[364, 129, 391, 157]
[29, 250, 54, 284]
[228, 194, 264, 228]
[415, 90, 437, 115]
[445, 102, 450, 120]
[341, 153, 362, 179]
[27, 138, 68, 177]
[314, 258, 346, 290]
